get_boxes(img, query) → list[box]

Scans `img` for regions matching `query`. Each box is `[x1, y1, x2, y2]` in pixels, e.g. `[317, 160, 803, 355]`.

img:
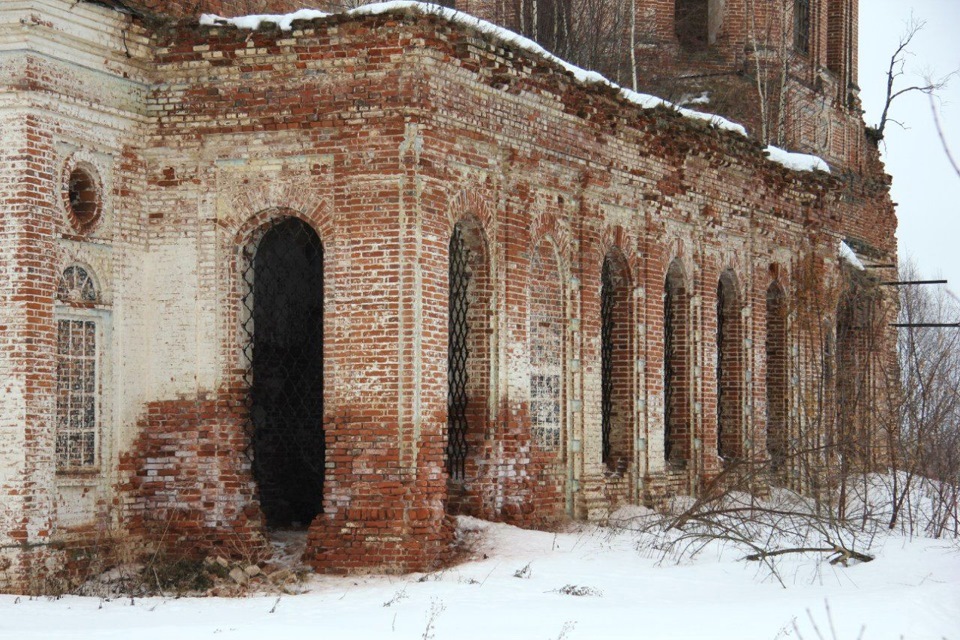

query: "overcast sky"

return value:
[859, 0, 960, 294]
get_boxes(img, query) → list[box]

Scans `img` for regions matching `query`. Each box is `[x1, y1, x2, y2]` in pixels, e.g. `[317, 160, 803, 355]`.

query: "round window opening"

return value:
[66, 165, 102, 231]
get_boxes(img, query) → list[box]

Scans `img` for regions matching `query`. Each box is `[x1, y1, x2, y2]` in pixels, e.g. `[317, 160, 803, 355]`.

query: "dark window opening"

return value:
[794, 0, 811, 55]
[717, 271, 743, 461]
[675, 0, 710, 49]
[243, 217, 325, 529]
[445, 218, 491, 496]
[665, 261, 690, 466]
[601, 250, 632, 472]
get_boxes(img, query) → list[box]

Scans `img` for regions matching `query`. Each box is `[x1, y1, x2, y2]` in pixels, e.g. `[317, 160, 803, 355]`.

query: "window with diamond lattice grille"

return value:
[56, 319, 98, 469]
[447, 225, 471, 480]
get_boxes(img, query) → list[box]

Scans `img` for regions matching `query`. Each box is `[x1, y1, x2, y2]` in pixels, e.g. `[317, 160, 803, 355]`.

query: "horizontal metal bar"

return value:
[864, 263, 897, 269]
[891, 323, 960, 328]
[880, 280, 948, 286]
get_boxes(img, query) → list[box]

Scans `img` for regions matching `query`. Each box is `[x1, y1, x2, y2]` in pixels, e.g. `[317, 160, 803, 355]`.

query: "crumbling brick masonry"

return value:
[0, 0, 896, 592]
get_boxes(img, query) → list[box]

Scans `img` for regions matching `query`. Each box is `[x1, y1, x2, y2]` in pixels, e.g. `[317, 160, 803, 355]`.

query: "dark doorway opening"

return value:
[243, 217, 325, 528]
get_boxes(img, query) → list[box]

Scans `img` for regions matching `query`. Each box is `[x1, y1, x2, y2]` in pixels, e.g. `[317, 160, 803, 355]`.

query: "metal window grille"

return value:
[600, 257, 615, 465]
[664, 281, 675, 461]
[716, 282, 727, 458]
[56, 319, 97, 469]
[447, 225, 471, 481]
[531, 373, 561, 448]
[794, 0, 811, 54]
[241, 217, 325, 527]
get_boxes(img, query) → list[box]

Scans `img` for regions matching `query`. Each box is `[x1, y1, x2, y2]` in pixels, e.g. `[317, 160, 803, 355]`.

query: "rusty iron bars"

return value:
[664, 277, 675, 462]
[447, 225, 471, 481]
[600, 257, 615, 465]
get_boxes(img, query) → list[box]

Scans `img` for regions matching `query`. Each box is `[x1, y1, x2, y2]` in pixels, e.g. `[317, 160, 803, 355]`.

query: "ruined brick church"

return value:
[0, 0, 897, 591]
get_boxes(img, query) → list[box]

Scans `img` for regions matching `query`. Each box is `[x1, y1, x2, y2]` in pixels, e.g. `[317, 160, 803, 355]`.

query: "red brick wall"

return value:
[1, 2, 898, 590]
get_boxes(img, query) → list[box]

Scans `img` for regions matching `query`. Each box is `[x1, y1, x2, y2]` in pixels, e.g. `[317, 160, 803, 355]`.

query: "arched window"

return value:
[242, 217, 325, 527]
[55, 265, 102, 470]
[601, 249, 633, 472]
[530, 240, 564, 450]
[766, 282, 788, 472]
[57, 265, 98, 304]
[716, 270, 744, 461]
[664, 260, 691, 467]
[447, 219, 491, 486]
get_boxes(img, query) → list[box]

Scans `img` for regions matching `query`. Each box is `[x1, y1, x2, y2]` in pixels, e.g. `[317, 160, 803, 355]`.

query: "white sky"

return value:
[859, 0, 960, 294]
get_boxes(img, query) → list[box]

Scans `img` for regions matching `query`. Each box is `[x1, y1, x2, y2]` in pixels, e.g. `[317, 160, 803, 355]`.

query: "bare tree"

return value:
[868, 18, 955, 143]
[884, 260, 960, 536]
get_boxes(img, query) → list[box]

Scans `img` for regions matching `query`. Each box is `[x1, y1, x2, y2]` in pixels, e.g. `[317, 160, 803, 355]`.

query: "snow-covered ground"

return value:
[2, 511, 958, 640]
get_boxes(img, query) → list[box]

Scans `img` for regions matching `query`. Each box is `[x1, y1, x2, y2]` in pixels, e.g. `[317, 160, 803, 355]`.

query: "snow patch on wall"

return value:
[764, 145, 831, 173]
[839, 240, 866, 270]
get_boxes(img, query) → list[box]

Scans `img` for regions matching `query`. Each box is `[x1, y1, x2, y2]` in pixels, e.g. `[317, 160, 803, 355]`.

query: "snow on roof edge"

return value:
[764, 145, 831, 174]
[839, 241, 866, 270]
[199, 1, 836, 175]
[199, 2, 750, 135]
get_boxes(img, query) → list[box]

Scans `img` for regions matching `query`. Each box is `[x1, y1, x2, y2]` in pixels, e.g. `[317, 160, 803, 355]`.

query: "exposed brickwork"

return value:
[1, 0, 898, 592]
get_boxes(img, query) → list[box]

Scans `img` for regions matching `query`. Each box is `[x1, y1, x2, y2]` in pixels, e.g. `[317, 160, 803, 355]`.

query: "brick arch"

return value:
[221, 169, 331, 234]
[654, 235, 694, 283]
[447, 185, 496, 240]
[764, 261, 791, 291]
[233, 204, 334, 251]
[529, 213, 573, 277]
[597, 224, 640, 280]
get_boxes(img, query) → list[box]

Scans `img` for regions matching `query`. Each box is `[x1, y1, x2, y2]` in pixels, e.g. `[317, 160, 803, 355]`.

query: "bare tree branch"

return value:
[871, 18, 952, 142]
[928, 91, 960, 179]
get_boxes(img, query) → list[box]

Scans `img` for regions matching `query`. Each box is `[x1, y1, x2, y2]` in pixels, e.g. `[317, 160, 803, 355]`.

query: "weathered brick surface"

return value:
[0, 0, 897, 592]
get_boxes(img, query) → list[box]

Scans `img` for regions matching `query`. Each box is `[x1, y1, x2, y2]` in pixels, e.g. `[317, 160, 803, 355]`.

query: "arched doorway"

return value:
[242, 217, 325, 528]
